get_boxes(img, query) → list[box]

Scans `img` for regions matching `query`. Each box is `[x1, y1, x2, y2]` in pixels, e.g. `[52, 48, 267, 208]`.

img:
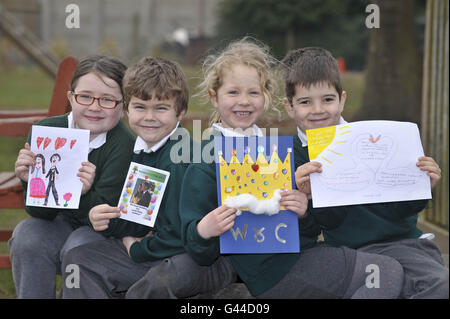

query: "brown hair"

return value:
[281, 47, 342, 104]
[122, 56, 189, 116]
[70, 55, 127, 96]
[31, 154, 46, 174]
[195, 37, 278, 126]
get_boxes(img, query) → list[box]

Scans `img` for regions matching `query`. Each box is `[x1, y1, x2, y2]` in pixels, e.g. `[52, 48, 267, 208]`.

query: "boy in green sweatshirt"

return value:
[180, 38, 405, 299]
[61, 56, 235, 299]
[283, 47, 448, 298]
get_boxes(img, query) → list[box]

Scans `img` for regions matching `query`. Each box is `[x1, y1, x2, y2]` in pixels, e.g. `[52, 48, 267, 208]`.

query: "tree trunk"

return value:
[286, 27, 295, 52]
[357, 0, 422, 125]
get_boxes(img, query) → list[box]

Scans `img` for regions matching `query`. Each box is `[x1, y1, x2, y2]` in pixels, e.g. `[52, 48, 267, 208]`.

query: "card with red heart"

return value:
[214, 136, 299, 254]
[306, 120, 432, 207]
[26, 125, 90, 209]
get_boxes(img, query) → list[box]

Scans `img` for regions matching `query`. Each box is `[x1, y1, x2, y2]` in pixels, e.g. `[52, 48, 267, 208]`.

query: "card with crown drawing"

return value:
[215, 136, 300, 254]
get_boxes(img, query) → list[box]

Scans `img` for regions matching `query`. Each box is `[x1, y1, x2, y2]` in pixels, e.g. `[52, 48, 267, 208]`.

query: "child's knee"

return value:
[414, 266, 449, 299]
[60, 244, 93, 271]
[374, 256, 404, 299]
[9, 218, 51, 255]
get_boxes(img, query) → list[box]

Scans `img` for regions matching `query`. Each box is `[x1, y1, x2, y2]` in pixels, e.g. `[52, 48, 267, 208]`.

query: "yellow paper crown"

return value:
[218, 146, 293, 203]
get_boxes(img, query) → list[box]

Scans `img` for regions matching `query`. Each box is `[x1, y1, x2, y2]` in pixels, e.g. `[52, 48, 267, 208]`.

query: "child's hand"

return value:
[417, 156, 441, 189]
[14, 143, 35, 182]
[280, 189, 308, 219]
[197, 205, 237, 240]
[122, 236, 144, 256]
[89, 204, 121, 231]
[78, 161, 96, 195]
[294, 162, 322, 199]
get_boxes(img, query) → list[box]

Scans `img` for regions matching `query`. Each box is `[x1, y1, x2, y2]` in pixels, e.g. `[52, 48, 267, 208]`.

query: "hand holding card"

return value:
[25, 125, 89, 209]
[117, 162, 170, 227]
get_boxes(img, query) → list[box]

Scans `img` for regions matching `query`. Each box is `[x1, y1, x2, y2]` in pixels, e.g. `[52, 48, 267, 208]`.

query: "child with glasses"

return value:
[61, 56, 236, 299]
[10, 54, 135, 298]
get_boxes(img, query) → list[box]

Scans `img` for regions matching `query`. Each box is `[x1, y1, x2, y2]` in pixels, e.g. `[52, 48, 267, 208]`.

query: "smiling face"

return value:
[68, 72, 123, 139]
[127, 94, 185, 148]
[284, 82, 346, 133]
[209, 64, 265, 131]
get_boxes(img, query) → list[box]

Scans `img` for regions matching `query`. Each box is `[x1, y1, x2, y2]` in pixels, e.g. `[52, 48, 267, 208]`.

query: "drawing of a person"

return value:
[44, 153, 61, 206]
[29, 154, 46, 199]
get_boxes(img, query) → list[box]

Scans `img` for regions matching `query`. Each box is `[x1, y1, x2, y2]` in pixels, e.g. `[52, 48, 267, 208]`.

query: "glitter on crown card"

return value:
[215, 136, 300, 254]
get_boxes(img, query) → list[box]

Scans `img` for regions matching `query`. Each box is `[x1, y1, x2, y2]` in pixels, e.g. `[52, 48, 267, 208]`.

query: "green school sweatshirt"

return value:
[22, 113, 135, 228]
[102, 130, 193, 263]
[293, 136, 428, 249]
[293, 135, 349, 231]
[180, 131, 321, 296]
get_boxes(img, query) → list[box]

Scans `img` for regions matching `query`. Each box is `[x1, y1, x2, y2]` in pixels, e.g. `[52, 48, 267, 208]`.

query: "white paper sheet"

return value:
[306, 121, 432, 208]
[118, 162, 170, 227]
[26, 125, 90, 209]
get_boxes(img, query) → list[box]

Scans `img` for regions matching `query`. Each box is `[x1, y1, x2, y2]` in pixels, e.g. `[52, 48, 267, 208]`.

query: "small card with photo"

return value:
[118, 162, 170, 227]
[26, 125, 90, 209]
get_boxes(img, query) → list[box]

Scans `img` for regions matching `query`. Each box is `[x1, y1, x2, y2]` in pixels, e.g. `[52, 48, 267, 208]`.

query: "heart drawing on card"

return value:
[369, 134, 381, 143]
[70, 139, 77, 149]
[43, 137, 52, 150]
[251, 164, 259, 172]
[355, 135, 393, 173]
[55, 137, 67, 150]
[36, 137, 44, 149]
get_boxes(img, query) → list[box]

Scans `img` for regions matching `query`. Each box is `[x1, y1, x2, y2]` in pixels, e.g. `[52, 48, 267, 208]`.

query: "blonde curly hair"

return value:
[195, 37, 279, 126]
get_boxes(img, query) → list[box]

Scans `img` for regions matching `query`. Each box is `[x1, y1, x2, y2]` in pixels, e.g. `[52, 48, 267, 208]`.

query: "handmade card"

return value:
[26, 125, 89, 209]
[118, 162, 170, 227]
[306, 120, 432, 208]
[215, 136, 300, 254]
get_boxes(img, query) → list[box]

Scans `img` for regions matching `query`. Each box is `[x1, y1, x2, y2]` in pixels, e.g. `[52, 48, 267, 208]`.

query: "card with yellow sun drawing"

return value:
[306, 120, 431, 208]
[215, 136, 300, 254]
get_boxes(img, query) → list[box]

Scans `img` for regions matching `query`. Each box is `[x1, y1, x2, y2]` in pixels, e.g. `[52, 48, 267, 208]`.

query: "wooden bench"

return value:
[0, 56, 78, 269]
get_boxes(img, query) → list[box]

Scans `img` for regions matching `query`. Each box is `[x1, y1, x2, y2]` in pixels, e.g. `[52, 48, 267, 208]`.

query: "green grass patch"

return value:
[0, 269, 16, 299]
[0, 66, 53, 110]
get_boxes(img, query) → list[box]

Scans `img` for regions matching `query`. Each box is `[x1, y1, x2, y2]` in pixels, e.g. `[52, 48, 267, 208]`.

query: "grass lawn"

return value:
[0, 65, 54, 299]
[0, 65, 365, 299]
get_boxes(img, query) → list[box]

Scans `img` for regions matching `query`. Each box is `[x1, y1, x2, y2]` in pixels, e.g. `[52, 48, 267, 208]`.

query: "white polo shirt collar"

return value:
[133, 121, 180, 154]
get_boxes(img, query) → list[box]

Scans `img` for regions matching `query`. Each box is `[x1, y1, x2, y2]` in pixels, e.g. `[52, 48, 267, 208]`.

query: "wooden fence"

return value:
[421, 0, 449, 230]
